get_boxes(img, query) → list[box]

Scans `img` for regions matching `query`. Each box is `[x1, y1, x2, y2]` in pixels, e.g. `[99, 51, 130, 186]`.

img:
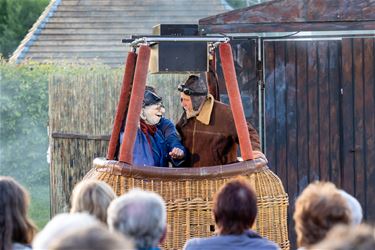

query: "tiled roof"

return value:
[10, 0, 230, 67]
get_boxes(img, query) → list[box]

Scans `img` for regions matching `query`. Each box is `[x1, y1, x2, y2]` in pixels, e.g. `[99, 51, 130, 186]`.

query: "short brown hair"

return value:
[213, 177, 257, 235]
[293, 181, 351, 248]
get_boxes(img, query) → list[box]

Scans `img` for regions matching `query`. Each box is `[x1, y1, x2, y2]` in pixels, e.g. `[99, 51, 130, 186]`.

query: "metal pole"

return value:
[127, 36, 230, 47]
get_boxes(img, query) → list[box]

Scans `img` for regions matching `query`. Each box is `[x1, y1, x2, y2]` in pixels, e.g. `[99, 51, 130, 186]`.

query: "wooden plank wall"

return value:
[49, 67, 188, 215]
[341, 38, 375, 221]
[264, 38, 375, 247]
[49, 70, 122, 215]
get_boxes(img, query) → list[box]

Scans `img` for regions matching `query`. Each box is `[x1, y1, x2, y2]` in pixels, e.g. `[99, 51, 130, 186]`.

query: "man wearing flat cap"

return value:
[119, 87, 185, 167]
[176, 75, 263, 168]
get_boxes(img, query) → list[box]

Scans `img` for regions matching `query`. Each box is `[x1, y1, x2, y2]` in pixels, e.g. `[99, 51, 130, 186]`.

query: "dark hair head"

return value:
[0, 176, 37, 250]
[213, 177, 257, 235]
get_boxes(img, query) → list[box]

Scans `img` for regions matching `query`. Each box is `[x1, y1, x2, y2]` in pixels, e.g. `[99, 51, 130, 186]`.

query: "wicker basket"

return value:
[84, 157, 289, 250]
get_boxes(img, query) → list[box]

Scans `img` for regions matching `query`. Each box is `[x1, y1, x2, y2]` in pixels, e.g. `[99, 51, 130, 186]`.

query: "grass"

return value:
[26, 182, 51, 230]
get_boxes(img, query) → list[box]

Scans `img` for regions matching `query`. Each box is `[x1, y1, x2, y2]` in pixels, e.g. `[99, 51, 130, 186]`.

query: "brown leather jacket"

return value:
[176, 95, 261, 168]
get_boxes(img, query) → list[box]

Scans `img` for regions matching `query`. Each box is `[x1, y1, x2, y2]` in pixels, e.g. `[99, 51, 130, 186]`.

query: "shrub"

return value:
[0, 59, 119, 227]
[0, 60, 50, 184]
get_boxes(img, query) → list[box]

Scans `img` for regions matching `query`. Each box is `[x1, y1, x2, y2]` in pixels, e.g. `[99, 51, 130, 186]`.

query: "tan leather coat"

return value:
[176, 95, 261, 168]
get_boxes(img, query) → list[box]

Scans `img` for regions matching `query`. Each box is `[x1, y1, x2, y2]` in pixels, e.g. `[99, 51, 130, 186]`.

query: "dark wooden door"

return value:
[263, 37, 375, 246]
[341, 38, 375, 221]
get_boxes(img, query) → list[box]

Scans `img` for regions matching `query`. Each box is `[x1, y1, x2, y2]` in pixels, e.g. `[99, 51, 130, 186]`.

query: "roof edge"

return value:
[199, 0, 375, 34]
[9, 0, 62, 63]
[200, 0, 274, 24]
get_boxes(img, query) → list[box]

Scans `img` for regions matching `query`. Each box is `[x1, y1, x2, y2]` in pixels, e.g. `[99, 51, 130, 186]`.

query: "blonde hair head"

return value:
[311, 224, 375, 250]
[70, 180, 116, 223]
[293, 181, 351, 248]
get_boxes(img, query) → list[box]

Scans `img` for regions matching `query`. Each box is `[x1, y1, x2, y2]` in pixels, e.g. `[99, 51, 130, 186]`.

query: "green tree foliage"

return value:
[0, 59, 52, 227]
[0, 60, 118, 184]
[226, 0, 271, 9]
[0, 60, 120, 227]
[0, 0, 49, 58]
[226, 0, 247, 9]
[0, 60, 51, 184]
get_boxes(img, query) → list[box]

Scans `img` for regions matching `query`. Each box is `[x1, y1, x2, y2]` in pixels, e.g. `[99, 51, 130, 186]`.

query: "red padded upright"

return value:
[119, 45, 151, 164]
[219, 43, 254, 160]
[107, 52, 137, 160]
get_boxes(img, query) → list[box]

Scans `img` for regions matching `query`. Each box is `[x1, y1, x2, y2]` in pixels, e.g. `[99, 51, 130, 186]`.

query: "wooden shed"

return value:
[199, 0, 375, 246]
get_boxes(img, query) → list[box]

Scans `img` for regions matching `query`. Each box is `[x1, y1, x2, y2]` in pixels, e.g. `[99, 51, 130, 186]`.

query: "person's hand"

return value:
[252, 150, 268, 164]
[169, 147, 184, 159]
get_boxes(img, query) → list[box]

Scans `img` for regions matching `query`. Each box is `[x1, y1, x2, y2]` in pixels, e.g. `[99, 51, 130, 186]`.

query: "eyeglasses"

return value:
[178, 84, 207, 96]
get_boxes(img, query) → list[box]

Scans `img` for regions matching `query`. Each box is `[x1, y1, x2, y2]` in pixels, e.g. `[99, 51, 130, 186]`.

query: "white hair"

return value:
[32, 213, 100, 249]
[339, 190, 363, 225]
[107, 189, 166, 249]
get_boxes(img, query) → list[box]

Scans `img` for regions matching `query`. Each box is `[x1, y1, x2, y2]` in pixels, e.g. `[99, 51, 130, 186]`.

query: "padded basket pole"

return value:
[119, 45, 151, 164]
[107, 51, 137, 160]
[219, 43, 254, 160]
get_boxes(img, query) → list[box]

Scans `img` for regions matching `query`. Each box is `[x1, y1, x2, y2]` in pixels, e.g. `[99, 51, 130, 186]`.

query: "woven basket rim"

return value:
[93, 157, 268, 180]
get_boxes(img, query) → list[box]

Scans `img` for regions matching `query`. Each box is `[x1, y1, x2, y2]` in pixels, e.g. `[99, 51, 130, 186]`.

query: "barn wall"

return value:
[263, 37, 375, 246]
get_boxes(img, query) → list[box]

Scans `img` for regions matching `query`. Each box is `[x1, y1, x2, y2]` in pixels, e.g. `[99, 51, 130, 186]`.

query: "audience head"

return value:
[293, 181, 351, 248]
[339, 190, 363, 225]
[107, 188, 167, 249]
[213, 177, 257, 235]
[32, 213, 99, 249]
[0, 176, 37, 250]
[49, 224, 134, 250]
[310, 224, 375, 250]
[70, 180, 116, 223]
